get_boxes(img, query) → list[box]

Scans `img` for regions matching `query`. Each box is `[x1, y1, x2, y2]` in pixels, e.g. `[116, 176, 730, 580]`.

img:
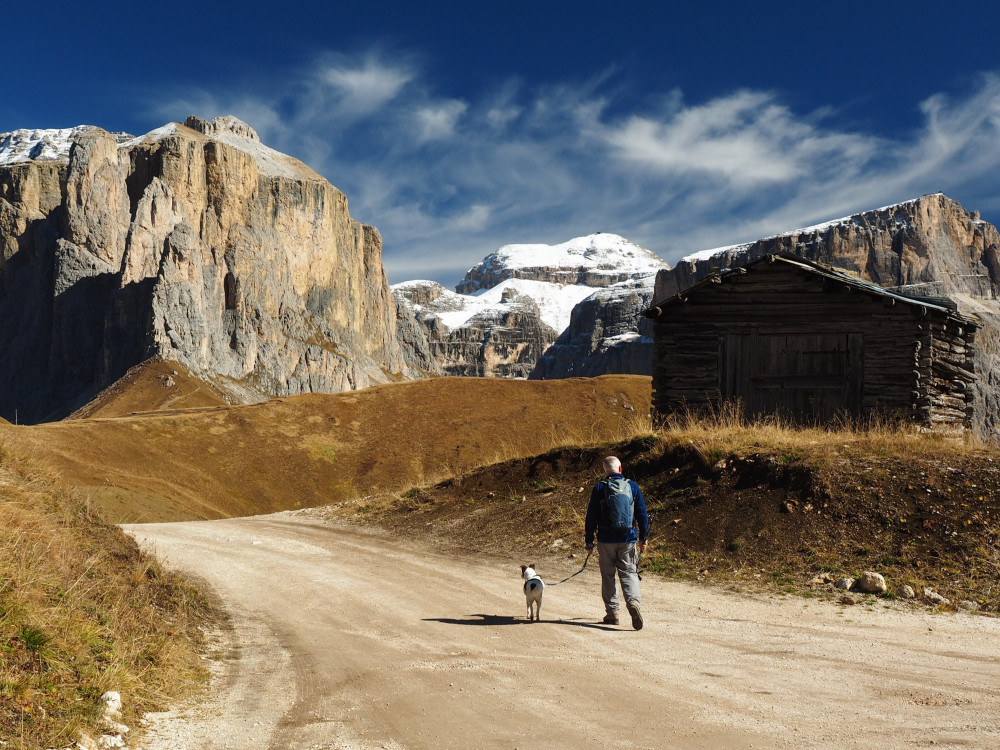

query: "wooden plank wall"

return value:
[650, 262, 977, 428]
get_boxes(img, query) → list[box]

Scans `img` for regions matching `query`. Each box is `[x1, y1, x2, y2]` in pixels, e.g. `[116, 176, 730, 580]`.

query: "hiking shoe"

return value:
[626, 601, 644, 630]
[602, 613, 619, 625]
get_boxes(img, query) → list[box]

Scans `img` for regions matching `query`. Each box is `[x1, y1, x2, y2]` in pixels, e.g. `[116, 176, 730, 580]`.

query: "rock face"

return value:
[0, 116, 405, 422]
[396, 234, 668, 379]
[394, 281, 560, 378]
[653, 194, 1000, 439]
[530, 277, 657, 379]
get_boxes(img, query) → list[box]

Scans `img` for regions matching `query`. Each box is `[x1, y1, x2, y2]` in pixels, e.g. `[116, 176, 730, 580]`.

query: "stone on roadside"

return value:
[834, 577, 854, 590]
[896, 584, 916, 599]
[958, 600, 980, 612]
[923, 587, 951, 606]
[852, 571, 888, 594]
[839, 594, 858, 605]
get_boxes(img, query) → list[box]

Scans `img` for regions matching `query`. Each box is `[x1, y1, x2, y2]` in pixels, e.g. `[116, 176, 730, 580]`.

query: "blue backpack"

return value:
[600, 477, 634, 530]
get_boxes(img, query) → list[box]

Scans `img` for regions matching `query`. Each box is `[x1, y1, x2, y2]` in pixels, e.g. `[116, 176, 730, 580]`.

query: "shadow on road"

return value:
[423, 614, 619, 631]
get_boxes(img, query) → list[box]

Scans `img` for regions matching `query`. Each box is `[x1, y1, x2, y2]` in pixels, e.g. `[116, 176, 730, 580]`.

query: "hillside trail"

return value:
[124, 511, 1000, 750]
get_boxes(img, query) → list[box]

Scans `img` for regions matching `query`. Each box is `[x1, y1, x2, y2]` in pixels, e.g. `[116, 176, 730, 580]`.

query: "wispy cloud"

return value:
[318, 58, 413, 114]
[143, 56, 1000, 286]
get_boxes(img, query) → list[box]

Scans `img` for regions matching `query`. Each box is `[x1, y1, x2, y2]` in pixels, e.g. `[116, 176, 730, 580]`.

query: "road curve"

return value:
[125, 511, 1000, 749]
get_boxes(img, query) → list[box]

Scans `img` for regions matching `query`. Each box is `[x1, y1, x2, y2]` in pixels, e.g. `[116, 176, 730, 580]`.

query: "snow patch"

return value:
[395, 278, 597, 333]
[469, 233, 665, 278]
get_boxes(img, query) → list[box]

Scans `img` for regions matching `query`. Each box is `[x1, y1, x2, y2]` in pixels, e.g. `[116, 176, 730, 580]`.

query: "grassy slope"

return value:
[68, 359, 229, 420]
[0, 440, 213, 749]
[16, 375, 651, 523]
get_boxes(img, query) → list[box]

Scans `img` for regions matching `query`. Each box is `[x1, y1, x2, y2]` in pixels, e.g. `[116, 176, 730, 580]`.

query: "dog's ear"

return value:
[520, 565, 527, 573]
[529, 563, 535, 569]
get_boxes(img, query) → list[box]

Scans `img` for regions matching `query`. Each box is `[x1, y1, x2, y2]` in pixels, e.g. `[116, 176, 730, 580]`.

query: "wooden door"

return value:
[721, 331, 863, 422]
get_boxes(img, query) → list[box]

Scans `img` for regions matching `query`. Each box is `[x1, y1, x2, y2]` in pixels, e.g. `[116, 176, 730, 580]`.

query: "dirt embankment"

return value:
[345, 437, 1000, 611]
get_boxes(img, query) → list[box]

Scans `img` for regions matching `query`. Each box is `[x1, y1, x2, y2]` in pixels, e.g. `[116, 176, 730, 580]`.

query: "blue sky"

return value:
[6, 1, 1000, 285]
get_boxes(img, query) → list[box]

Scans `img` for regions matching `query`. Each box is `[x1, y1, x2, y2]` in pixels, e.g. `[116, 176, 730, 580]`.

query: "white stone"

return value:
[853, 571, 888, 594]
[923, 587, 951, 606]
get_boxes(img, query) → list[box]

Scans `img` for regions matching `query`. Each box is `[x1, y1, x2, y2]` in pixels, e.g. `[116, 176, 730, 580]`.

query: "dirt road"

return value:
[125, 512, 1000, 749]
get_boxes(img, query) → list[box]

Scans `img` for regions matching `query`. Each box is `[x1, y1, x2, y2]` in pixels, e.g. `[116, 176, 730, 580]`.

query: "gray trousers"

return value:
[597, 541, 641, 614]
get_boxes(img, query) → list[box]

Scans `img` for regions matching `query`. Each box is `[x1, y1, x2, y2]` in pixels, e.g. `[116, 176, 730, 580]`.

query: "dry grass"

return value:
[657, 401, 989, 467]
[18, 375, 653, 524]
[0, 440, 215, 749]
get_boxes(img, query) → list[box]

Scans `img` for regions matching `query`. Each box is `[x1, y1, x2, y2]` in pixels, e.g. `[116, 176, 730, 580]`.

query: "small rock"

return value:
[853, 571, 888, 594]
[163, 376, 175, 387]
[834, 577, 855, 590]
[958, 600, 980, 612]
[171, 369, 178, 376]
[923, 587, 951, 606]
[896, 584, 916, 599]
[100, 692, 122, 718]
[839, 594, 858, 605]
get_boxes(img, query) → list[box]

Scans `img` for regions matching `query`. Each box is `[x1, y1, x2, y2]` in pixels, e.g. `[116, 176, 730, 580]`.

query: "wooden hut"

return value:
[643, 254, 979, 429]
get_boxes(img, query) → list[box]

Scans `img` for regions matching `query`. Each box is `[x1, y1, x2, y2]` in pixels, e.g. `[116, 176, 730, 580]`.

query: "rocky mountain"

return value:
[651, 194, 1000, 438]
[0, 115, 405, 422]
[394, 234, 667, 378]
[529, 277, 657, 379]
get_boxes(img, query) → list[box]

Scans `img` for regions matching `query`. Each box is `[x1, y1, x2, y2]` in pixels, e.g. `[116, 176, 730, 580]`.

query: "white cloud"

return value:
[414, 100, 467, 142]
[318, 59, 413, 114]
[142, 57, 1000, 286]
[601, 91, 877, 185]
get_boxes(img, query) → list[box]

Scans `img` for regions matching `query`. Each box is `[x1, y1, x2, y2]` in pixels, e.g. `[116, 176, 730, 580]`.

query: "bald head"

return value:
[603, 456, 622, 475]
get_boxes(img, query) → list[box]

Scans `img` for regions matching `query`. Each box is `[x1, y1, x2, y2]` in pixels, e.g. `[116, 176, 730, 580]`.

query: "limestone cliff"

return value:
[530, 277, 657, 379]
[652, 194, 1000, 438]
[0, 116, 405, 422]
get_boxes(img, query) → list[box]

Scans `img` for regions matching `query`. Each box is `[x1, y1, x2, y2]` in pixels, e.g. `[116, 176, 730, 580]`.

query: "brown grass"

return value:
[68, 358, 229, 420]
[657, 401, 989, 468]
[15, 375, 652, 523]
[0, 440, 215, 749]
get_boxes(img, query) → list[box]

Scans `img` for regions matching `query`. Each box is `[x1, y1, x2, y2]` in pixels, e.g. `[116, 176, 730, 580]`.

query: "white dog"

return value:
[521, 564, 545, 621]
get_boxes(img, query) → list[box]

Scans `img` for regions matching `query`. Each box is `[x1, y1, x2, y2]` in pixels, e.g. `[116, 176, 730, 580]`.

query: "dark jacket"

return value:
[584, 474, 649, 546]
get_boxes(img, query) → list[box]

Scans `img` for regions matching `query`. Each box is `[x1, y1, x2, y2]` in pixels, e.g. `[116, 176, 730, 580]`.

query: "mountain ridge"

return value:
[0, 115, 406, 422]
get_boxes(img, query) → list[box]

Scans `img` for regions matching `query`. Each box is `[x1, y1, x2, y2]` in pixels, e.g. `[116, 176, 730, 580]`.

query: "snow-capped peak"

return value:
[475, 232, 664, 276]
[458, 232, 667, 294]
[0, 126, 96, 165]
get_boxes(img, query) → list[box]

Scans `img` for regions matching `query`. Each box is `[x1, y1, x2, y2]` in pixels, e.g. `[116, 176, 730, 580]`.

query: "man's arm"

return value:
[584, 485, 601, 551]
[631, 480, 650, 551]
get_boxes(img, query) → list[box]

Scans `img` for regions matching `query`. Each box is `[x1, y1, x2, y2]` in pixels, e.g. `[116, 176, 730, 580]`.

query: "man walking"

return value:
[584, 456, 649, 629]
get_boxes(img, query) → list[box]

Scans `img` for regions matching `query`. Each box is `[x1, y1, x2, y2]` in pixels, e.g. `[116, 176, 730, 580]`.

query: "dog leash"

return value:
[545, 544, 644, 587]
[544, 553, 591, 587]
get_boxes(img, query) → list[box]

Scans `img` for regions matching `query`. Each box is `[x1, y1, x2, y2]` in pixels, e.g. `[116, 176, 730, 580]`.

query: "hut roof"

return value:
[645, 253, 980, 327]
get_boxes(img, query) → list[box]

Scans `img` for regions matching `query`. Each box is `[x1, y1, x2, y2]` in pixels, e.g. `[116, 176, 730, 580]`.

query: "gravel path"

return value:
[124, 511, 1000, 749]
